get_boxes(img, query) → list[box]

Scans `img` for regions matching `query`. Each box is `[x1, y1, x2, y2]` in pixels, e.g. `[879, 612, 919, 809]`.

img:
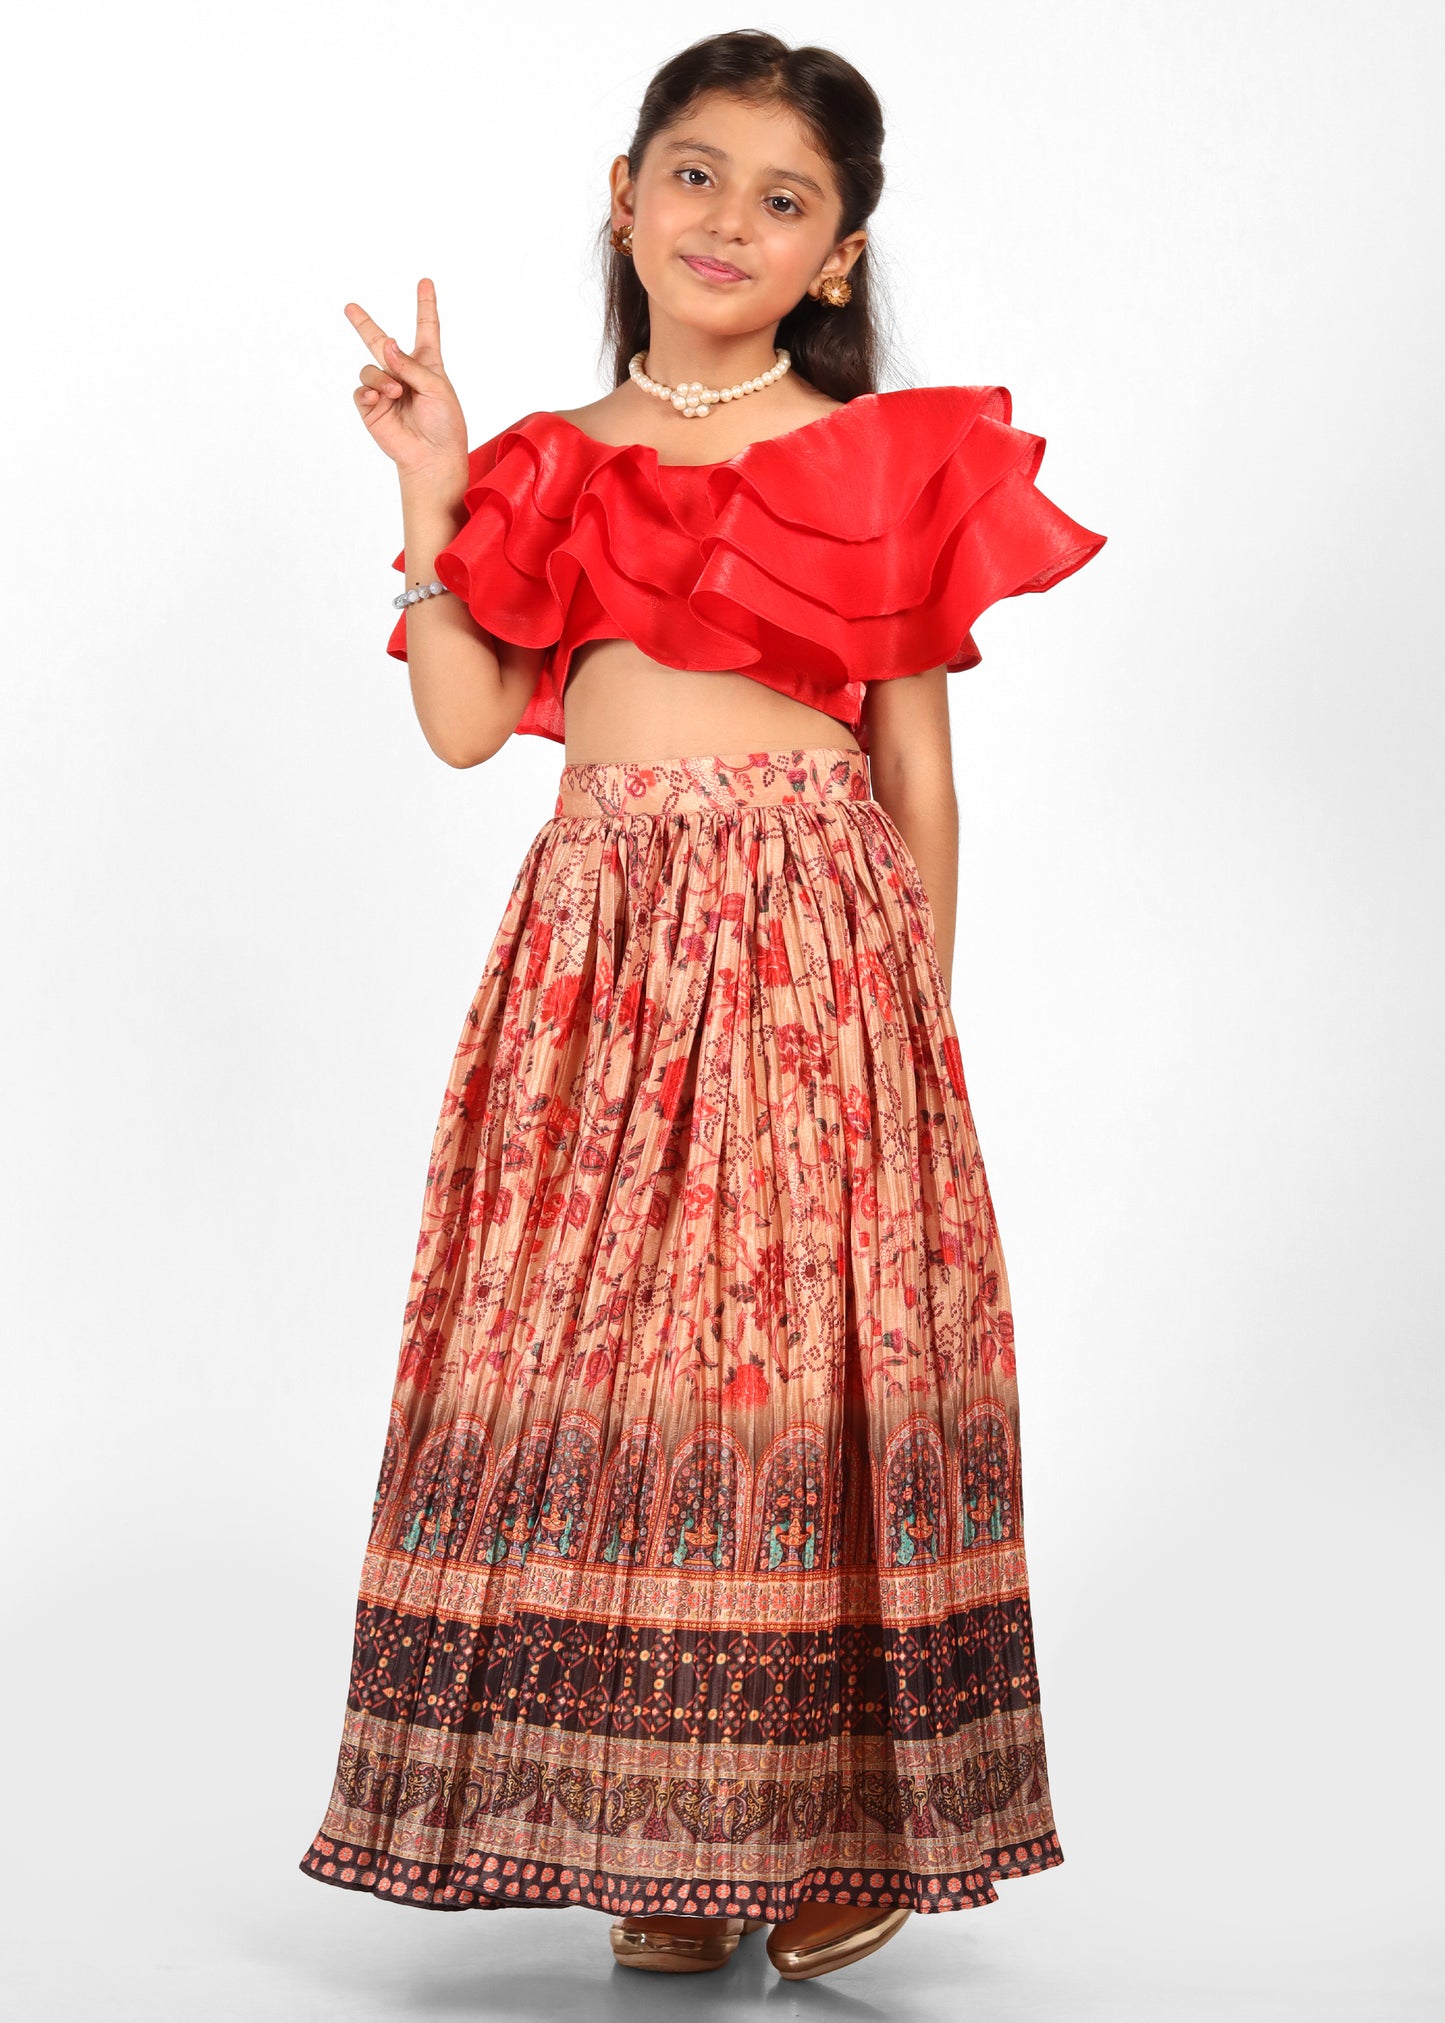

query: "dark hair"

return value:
[599, 30, 891, 401]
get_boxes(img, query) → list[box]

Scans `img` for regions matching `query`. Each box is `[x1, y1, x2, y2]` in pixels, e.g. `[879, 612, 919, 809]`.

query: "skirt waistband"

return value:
[553, 745, 872, 819]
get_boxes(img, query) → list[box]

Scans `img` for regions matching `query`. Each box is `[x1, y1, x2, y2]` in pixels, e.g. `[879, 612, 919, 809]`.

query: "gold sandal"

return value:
[766, 1904, 913, 1980]
[610, 1911, 768, 1972]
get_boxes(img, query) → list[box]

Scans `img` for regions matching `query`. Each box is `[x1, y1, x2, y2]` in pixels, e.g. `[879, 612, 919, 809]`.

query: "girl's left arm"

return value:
[862, 666, 959, 995]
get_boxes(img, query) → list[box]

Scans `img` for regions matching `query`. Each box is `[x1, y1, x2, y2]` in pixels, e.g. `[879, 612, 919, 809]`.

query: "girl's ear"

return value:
[609, 152, 637, 214]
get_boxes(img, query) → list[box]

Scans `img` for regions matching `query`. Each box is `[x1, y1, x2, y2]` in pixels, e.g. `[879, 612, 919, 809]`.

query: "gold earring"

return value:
[610, 222, 634, 257]
[814, 271, 852, 308]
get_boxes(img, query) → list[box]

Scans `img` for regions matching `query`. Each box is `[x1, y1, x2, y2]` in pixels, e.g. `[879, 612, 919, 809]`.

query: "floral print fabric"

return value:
[300, 744, 1062, 1918]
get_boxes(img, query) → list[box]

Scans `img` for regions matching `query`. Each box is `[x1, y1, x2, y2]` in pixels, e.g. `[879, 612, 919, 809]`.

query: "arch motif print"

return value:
[882, 1418, 947, 1566]
[751, 1423, 830, 1571]
[528, 1413, 602, 1561]
[588, 1421, 663, 1565]
[657, 1429, 749, 1570]
[466, 1426, 554, 1565]
[957, 1400, 1019, 1550]
[388, 1415, 491, 1559]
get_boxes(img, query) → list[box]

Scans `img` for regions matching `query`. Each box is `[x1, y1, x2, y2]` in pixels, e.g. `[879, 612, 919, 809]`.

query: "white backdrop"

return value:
[3, 3, 1441, 2018]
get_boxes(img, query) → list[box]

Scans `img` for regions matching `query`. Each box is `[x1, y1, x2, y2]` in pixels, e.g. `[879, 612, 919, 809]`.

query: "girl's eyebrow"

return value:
[660, 136, 827, 201]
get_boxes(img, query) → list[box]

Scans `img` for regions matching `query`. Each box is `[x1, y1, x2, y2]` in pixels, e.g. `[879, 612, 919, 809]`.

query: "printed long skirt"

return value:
[299, 743, 1063, 1919]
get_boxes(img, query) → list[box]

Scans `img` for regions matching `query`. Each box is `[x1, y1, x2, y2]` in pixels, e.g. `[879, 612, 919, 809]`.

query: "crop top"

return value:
[385, 383, 1106, 756]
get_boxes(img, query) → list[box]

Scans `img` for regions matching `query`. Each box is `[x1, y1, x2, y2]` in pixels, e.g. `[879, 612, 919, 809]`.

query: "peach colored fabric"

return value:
[300, 745, 1062, 1919]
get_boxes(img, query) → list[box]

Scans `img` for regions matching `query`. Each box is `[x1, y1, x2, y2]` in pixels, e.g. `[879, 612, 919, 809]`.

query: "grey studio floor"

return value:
[15, 1818, 1437, 2023]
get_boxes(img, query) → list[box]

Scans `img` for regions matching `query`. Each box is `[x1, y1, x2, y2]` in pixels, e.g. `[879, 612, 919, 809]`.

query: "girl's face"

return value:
[612, 91, 866, 342]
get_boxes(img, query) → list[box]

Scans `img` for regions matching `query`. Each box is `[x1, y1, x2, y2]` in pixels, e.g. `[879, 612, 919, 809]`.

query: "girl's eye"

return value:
[674, 168, 802, 216]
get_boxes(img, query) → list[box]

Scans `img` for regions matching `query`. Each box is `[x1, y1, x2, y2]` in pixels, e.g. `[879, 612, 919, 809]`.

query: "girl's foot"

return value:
[766, 1900, 913, 1980]
[610, 1912, 767, 1972]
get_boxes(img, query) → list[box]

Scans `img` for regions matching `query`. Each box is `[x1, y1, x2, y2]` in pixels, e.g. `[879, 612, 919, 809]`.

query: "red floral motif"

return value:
[522, 916, 552, 987]
[943, 1034, 968, 1100]
[722, 1361, 771, 1411]
[658, 1056, 690, 1121]
[754, 919, 793, 988]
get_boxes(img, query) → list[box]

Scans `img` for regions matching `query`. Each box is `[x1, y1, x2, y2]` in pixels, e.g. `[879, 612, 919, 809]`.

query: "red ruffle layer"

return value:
[386, 386, 1106, 750]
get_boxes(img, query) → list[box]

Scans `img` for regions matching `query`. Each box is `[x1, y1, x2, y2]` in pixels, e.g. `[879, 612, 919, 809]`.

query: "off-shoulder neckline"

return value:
[537, 390, 892, 471]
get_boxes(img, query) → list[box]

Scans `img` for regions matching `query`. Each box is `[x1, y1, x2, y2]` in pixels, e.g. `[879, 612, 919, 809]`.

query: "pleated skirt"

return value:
[299, 743, 1063, 1918]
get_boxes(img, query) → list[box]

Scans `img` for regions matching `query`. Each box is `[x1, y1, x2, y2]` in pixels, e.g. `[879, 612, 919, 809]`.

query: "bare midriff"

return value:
[559, 636, 862, 766]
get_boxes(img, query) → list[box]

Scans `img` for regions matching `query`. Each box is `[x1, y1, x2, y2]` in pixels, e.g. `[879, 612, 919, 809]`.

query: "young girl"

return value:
[299, 29, 1105, 1982]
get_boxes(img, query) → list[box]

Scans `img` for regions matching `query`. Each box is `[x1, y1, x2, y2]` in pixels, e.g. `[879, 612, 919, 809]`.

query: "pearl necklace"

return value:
[628, 346, 791, 420]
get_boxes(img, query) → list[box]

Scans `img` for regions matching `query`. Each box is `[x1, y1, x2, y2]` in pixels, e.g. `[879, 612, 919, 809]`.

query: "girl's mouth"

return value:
[682, 256, 749, 283]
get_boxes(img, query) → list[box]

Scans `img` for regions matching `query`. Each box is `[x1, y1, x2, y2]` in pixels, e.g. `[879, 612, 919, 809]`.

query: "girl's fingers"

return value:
[344, 300, 395, 370]
[346, 300, 439, 389]
[359, 363, 405, 397]
[377, 333, 432, 392]
[413, 277, 442, 366]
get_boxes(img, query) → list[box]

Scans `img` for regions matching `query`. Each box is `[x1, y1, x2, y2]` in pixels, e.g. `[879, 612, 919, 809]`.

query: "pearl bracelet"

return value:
[393, 578, 451, 610]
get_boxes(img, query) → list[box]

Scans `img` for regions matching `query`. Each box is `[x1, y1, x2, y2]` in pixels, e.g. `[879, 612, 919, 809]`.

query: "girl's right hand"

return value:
[345, 279, 469, 486]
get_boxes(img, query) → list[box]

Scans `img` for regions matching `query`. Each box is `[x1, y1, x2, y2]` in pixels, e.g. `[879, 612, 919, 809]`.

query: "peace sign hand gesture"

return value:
[346, 278, 469, 487]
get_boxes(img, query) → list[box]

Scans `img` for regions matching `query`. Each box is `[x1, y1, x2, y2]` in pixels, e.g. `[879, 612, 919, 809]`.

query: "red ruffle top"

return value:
[386, 384, 1105, 755]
